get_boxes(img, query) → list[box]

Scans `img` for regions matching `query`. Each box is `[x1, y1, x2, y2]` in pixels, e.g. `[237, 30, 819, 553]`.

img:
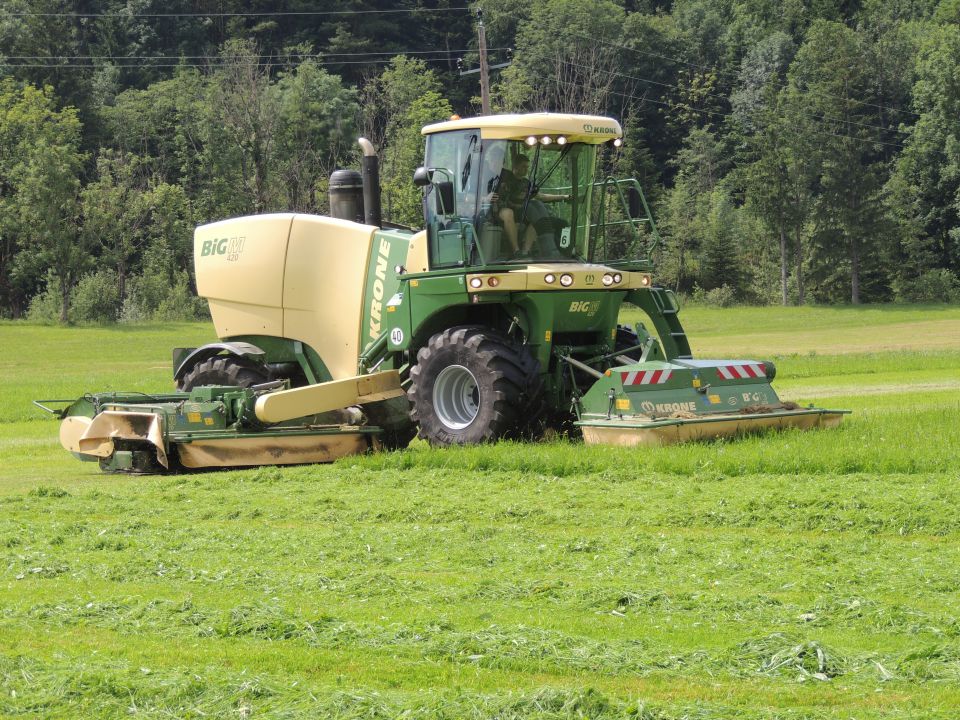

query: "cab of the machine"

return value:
[417, 113, 642, 270]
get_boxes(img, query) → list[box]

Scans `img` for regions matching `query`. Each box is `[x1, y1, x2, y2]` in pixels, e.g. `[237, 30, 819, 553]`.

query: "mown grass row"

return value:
[2, 311, 959, 718]
[6, 450, 960, 536]
[7, 595, 960, 683]
[3, 431, 959, 717]
[0, 653, 715, 720]
[354, 405, 959, 478]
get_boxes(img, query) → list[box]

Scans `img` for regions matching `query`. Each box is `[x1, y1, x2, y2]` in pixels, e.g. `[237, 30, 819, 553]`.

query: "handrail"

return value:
[358, 331, 389, 374]
[461, 220, 485, 266]
[590, 177, 662, 261]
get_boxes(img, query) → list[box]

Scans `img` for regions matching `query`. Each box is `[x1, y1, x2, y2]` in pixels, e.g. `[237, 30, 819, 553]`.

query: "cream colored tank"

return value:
[194, 213, 379, 380]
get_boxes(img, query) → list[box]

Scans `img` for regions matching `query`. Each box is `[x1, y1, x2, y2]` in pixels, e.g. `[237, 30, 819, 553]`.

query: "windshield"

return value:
[422, 132, 597, 267]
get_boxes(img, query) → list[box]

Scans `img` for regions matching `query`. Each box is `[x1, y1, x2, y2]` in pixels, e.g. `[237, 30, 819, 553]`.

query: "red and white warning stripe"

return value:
[621, 369, 673, 386]
[716, 363, 766, 380]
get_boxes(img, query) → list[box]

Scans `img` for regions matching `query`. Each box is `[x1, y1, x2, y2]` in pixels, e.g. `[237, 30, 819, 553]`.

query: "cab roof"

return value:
[421, 112, 623, 144]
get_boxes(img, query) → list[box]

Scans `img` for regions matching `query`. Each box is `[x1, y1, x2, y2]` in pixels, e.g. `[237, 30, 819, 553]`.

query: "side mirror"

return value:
[435, 181, 455, 216]
[627, 186, 642, 219]
[413, 166, 431, 187]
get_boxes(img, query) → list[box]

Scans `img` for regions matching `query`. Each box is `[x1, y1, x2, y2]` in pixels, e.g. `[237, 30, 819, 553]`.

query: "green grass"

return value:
[622, 303, 960, 356]
[1, 306, 959, 718]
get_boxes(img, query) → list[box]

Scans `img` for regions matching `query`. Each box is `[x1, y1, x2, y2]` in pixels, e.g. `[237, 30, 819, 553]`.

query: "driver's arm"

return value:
[536, 190, 571, 203]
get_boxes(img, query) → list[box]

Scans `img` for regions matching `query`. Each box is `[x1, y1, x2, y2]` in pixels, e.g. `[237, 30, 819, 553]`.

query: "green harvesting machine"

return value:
[46, 113, 846, 472]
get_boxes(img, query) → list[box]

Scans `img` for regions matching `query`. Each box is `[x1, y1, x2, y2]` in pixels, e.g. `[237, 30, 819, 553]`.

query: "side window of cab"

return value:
[422, 130, 479, 267]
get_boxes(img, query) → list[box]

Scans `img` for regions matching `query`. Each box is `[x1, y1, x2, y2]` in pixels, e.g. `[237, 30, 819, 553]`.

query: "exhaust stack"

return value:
[357, 138, 382, 228]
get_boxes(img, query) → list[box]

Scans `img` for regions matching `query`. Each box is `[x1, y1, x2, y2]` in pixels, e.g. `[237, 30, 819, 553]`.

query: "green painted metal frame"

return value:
[589, 176, 660, 268]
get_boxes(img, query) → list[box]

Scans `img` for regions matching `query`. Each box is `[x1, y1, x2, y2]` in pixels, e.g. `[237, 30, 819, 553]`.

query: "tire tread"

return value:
[408, 326, 544, 446]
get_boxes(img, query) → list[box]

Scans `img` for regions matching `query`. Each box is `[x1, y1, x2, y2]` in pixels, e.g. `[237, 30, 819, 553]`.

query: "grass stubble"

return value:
[1, 306, 959, 718]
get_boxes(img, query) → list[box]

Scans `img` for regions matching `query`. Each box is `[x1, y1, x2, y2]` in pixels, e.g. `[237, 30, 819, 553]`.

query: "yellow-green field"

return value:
[1, 305, 959, 718]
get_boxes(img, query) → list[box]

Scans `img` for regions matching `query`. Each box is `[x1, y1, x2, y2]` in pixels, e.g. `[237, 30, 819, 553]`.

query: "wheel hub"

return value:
[433, 364, 480, 430]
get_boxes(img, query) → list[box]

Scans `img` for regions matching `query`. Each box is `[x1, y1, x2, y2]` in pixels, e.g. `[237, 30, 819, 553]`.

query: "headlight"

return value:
[559, 273, 574, 287]
[640, 275, 651, 287]
[602, 274, 614, 286]
[487, 276, 500, 287]
[613, 273, 622, 283]
[525, 136, 537, 146]
[469, 277, 482, 289]
[544, 273, 556, 284]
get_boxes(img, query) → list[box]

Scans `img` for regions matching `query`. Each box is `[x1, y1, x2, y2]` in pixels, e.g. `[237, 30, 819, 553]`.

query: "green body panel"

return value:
[578, 361, 779, 421]
[508, 290, 622, 371]
[575, 358, 850, 435]
[384, 264, 676, 413]
[432, 224, 472, 266]
[406, 274, 470, 340]
[223, 335, 333, 384]
[360, 229, 414, 354]
[383, 287, 412, 356]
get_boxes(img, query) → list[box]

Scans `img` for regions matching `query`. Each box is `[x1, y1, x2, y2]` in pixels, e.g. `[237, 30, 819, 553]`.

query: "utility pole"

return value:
[460, 10, 510, 110]
[476, 8, 491, 114]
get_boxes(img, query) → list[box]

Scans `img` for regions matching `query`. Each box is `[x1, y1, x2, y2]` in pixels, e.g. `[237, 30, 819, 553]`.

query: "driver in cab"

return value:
[489, 153, 570, 257]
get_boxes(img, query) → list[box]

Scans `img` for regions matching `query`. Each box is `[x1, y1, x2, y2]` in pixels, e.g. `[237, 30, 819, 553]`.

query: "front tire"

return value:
[408, 327, 542, 446]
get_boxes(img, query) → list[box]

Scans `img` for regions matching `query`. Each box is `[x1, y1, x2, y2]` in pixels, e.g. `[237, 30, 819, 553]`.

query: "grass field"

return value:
[1, 305, 959, 719]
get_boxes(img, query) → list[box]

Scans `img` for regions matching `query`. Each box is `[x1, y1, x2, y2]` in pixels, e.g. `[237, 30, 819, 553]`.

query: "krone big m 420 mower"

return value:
[44, 113, 847, 472]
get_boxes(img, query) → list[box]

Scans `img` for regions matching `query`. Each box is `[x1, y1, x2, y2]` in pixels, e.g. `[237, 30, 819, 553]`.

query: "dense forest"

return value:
[1, 0, 958, 322]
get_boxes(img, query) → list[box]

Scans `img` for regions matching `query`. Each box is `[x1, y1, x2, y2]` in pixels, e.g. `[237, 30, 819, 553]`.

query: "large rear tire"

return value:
[178, 356, 269, 391]
[408, 327, 543, 446]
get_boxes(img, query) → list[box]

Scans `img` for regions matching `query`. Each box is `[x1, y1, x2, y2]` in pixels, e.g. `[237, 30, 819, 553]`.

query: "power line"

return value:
[4, 8, 471, 18]
[1, 49, 507, 61]
[553, 80, 906, 151]
[572, 34, 732, 78]
[0, 58, 463, 69]
[562, 59, 910, 138]
[790, 81, 920, 119]
[574, 34, 920, 121]
[0, 48, 505, 70]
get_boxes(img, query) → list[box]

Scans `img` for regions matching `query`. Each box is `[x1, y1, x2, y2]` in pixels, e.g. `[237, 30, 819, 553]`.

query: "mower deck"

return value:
[578, 406, 846, 446]
[46, 386, 383, 473]
[575, 357, 847, 446]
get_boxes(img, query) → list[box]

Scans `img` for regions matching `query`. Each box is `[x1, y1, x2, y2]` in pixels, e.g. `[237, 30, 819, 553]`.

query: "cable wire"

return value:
[561, 59, 910, 138]
[573, 33, 920, 120]
[0, 58, 462, 68]
[4, 7, 472, 18]
[552, 79, 906, 150]
[1, 48, 505, 61]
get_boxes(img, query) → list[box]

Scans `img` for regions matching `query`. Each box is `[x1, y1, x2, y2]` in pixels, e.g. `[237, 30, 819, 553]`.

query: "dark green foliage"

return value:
[894, 268, 960, 303]
[0, 1, 959, 319]
[365, 57, 453, 227]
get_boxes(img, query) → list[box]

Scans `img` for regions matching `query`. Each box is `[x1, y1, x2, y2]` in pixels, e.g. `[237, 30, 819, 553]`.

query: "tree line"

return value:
[1, 0, 958, 322]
